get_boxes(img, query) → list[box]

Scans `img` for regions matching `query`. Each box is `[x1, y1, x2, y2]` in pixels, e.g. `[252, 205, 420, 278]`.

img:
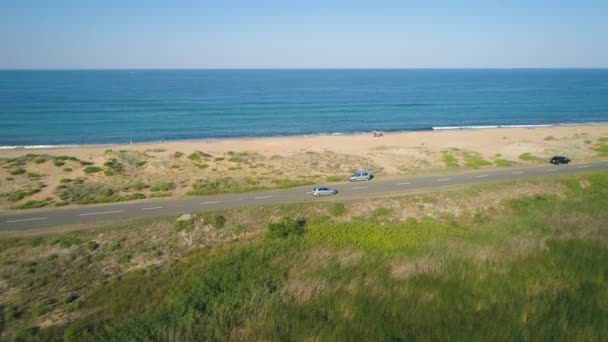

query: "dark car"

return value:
[550, 156, 571, 165]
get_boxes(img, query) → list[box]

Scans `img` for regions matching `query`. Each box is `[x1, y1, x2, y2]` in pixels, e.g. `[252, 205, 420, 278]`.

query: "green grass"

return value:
[188, 177, 252, 195]
[494, 159, 513, 167]
[441, 151, 459, 168]
[150, 182, 175, 192]
[518, 152, 542, 161]
[325, 175, 342, 182]
[83, 166, 103, 174]
[13, 197, 54, 209]
[9, 168, 26, 175]
[2, 188, 41, 202]
[462, 152, 492, 169]
[55, 181, 146, 205]
[4, 172, 608, 340]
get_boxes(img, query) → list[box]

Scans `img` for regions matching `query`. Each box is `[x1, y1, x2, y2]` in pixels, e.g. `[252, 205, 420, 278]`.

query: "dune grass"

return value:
[4, 171, 606, 340]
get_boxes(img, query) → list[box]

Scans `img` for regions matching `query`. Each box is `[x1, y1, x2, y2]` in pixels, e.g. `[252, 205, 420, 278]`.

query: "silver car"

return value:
[312, 186, 338, 197]
[349, 171, 372, 182]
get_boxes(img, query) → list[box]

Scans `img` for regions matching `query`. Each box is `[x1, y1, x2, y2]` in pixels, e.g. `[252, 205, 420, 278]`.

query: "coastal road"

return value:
[1, 161, 607, 232]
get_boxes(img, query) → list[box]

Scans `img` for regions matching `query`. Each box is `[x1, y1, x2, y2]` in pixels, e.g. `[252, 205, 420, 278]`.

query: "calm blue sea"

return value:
[0, 69, 607, 147]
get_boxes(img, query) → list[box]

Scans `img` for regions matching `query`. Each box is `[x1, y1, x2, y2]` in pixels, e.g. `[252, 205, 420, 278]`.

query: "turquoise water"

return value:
[0, 69, 607, 147]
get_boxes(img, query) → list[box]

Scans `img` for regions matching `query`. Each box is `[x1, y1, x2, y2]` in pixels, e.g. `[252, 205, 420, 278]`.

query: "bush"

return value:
[13, 198, 53, 209]
[117, 254, 132, 264]
[132, 181, 148, 191]
[5, 188, 41, 202]
[87, 241, 99, 251]
[52, 234, 82, 248]
[151, 182, 175, 192]
[53, 160, 65, 167]
[33, 298, 56, 317]
[203, 213, 226, 229]
[83, 166, 103, 174]
[519, 152, 540, 161]
[9, 168, 26, 175]
[27, 172, 42, 178]
[63, 168, 73, 172]
[34, 158, 47, 164]
[326, 175, 342, 182]
[330, 202, 346, 216]
[174, 218, 195, 232]
[266, 217, 306, 239]
[173, 152, 184, 158]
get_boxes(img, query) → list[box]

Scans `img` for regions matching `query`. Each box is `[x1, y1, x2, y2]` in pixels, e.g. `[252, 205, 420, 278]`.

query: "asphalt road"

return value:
[1, 161, 607, 232]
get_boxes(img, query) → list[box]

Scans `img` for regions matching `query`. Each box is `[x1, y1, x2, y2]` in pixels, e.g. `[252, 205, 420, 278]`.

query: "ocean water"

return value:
[0, 69, 607, 147]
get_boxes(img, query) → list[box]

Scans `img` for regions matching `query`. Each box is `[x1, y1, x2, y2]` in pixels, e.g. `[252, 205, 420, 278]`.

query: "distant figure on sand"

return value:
[373, 130, 384, 137]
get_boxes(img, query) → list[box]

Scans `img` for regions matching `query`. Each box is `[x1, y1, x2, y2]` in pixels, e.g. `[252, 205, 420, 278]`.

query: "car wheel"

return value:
[314, 193, 320, 197]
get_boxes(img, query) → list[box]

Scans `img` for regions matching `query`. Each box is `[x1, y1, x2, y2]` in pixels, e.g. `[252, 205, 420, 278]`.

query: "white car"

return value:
[312, 186, 338, 197]
[349, 171, 372, 182]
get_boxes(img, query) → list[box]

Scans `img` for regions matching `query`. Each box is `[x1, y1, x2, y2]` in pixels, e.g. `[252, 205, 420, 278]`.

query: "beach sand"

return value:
[1, 125, 606, 211]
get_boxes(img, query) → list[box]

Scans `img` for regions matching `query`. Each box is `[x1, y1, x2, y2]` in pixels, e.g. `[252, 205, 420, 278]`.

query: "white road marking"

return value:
[200, 201, 221, 205]
[6, 217, 48, 223]
[255, 196, 272, 199]
[436, 178, 451, 182]
[545, 168, 557, 172]
[351, 186, 368, 189]
[577, 165, 589, 168]
[512, 171, 525, 174]
[141, 206, 163, 210]
[475, 175, 489, 178]
[79, 210, 124, 217]
[396, 182, 411, 185]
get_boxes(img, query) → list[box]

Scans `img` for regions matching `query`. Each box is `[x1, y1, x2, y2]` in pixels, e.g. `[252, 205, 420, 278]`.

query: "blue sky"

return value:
[1, 0, 607, 69]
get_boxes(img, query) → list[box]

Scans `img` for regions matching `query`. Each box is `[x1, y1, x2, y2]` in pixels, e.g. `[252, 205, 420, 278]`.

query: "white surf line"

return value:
[474, 175, 489, 178]
[254, 196, 273, 199]
[577, 165, 590, 168]
[512, 171, 525, 174]
[436, 178, 452, 182]
[200, 201, 221, 205]
[396, 182, 411, 185]
[351, 186, 368, 189]
[79, 210, 124, 217]
[545, 168, 557, 172]
[141, 206, 163, 211]
[6, 217, 48, 223]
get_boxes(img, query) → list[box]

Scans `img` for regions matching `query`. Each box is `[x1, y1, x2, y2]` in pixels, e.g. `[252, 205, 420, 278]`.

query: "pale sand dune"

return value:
[0, 125, 606, 211]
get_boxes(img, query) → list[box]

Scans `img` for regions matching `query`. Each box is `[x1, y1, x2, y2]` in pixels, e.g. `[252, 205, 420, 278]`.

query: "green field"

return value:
[1, 172, 607, 340]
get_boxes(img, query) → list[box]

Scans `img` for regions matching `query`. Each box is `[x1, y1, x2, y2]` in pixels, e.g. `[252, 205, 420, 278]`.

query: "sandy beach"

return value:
[1, 125, 607, 212]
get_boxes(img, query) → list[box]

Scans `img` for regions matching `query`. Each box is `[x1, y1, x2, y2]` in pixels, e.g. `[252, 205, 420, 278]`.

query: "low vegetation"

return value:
[0, 172, 606, 339]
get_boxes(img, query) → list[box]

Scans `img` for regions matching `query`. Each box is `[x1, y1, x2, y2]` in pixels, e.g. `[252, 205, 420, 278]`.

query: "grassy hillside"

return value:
[1, 172, 607, 340]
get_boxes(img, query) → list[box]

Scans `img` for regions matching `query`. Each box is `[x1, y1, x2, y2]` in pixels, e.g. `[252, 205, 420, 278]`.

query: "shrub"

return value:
[34, 158, 47, 164]
[13, 198, 53, 209]
[203, 213, 226, 229]
[136, 161, 147, 167]
[173, 218, 194, 232]
[173, 152, 184, 158]
[27, 172, 42, 178]
[87, 241, 99, 251]
[63, 168, 73, 172]
[104, 158, 124, 173]
[151, 182, 175, 192]
[150, 192, 172, 198]
[441, 152, 459, 168]
[80, 161, 94, 166]
[83, 166, 103, 174]
[5, 188, 41, 202]
[9, 168, 26, 175]
[495, 159, 513, 167]
[33, 298, 56, 317]
[117, 254, 132, 264]
[53, 160, 65, 167]
[52, 234, 82, 248]
[266, 217, 306, 239]
[519, 152, 540, 161]
[326, 175, 342, 182]
[132, 181, 148, 191]
[330, 202, 346, 216]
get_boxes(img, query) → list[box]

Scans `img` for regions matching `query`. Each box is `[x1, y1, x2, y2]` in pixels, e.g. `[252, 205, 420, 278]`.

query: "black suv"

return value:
[550, 156, 571, 165]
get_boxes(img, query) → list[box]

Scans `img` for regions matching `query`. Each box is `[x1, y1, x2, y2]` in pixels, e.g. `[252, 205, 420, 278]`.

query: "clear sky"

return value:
[1, 0, 607, 69]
